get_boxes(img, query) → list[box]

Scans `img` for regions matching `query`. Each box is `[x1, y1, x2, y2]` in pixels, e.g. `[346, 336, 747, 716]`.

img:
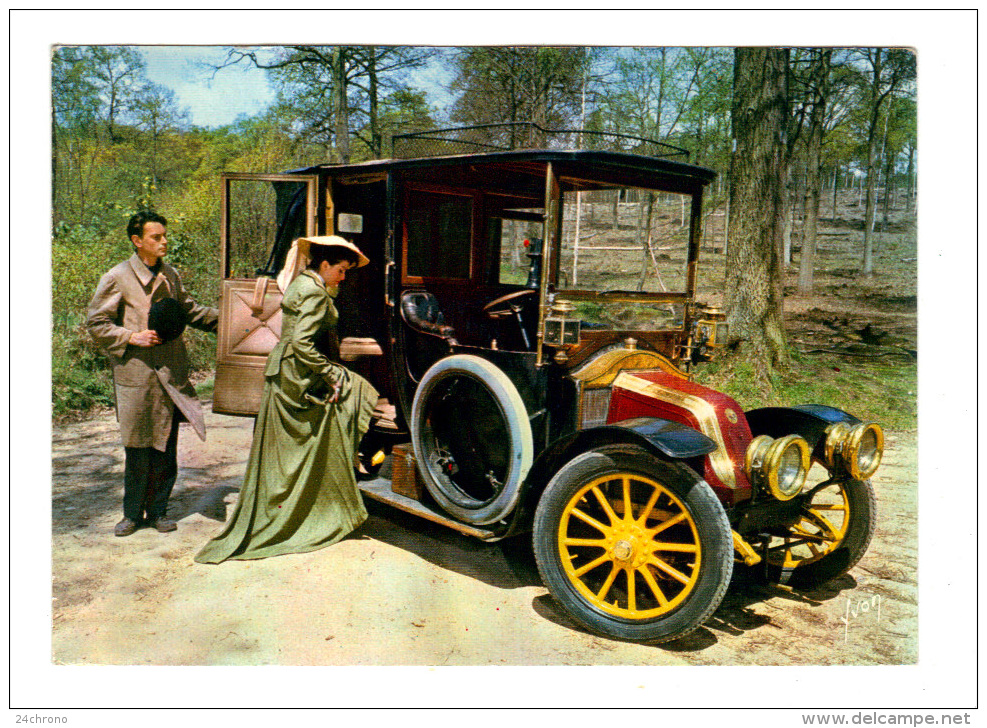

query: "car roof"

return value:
[290, 148, 717, 191]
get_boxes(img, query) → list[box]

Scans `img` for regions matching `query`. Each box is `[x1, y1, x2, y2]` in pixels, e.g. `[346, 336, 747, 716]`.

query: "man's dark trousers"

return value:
[123, 411, 181, 522]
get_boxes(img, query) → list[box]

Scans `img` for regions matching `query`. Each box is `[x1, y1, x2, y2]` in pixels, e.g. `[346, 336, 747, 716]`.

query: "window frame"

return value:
[547, 178, 702, 305]
[220, 172, 319, 280]
[400, 183, 480, 286]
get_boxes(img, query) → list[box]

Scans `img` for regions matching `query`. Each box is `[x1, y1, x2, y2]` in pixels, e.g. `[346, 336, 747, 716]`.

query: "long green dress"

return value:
[196, 270, 379, 563]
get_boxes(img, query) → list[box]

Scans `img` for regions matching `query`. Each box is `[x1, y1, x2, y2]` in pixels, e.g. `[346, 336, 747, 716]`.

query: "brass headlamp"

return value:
[824, 421, 884, 480]
[744, 434, 811, 501]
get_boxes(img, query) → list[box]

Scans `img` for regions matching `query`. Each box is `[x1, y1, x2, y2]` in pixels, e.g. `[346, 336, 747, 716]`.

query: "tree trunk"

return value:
[635, 192, 648, 246]
[151, 130, 158, 192]
[799, 166, 821, 297]
[881, 123, 896, 232]
[862, 161, 877, 273]
[368, 47, 380, 158]
[637, 193, 655, 291]
[782, 183, 793, 266]
[798, 50, 831, 295]
[879, 106, 892, 231]
[905, 144, 915, 213]
[882, 157, 894, 231]
[832, 167, 839, 220]
[799, 177, 819, 295]
[723, 188, 730, 257]
[726, 47, 790, 372]
[106, 86, 119, 143]
[509, 219, 521, 268]
[332, 47, 350, 164]
[861, 48, 885, 275]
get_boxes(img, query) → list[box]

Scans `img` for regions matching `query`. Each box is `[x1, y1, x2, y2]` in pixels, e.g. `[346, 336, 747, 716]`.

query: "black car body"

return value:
[212, 125, 882, 642]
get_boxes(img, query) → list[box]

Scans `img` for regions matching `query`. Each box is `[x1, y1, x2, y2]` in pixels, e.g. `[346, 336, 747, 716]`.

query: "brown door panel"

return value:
[213, 277, 283, 416]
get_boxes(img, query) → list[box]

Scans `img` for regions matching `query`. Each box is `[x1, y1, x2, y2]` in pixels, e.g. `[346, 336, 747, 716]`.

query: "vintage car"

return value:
[212, 124, 881, 643]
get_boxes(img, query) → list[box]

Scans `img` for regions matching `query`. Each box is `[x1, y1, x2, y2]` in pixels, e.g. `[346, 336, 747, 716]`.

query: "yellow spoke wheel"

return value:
[760, 477, 876, 588]
[533, 446, 733, 644]
[766, 482, 851, 569]
[558, 474, 702, 620]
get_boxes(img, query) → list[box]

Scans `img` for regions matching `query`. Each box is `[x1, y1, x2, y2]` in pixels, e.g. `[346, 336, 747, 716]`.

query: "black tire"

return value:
[410, 355, 533, 525]
[533, 445, 733, 643]
[762, 478, 876, 588]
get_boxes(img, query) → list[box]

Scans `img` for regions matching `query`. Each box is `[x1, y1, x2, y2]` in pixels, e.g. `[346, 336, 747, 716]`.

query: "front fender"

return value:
[506, 417, 717, 535]
[745, 404, 861, 457]
[603, 416, 718, 458]
[537, 418, 717, 468]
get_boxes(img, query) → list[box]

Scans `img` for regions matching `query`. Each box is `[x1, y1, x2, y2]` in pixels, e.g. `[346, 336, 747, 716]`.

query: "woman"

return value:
[196, 236, 379, 563]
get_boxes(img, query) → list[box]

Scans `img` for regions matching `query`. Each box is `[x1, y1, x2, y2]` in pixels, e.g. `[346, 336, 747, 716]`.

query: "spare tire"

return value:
[410, 355, 533, 525]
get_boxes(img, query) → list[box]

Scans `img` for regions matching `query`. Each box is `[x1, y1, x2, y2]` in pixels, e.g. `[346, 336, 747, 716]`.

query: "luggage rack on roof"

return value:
[391, 122, 691, 162]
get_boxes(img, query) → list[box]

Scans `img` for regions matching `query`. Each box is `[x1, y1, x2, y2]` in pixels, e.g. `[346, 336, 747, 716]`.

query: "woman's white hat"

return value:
[276, 235, 369, 292]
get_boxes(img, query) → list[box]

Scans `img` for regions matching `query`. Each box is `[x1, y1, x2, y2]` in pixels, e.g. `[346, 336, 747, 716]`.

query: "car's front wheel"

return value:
[533, 446, 733, 643]
[760, 477, 876, 588]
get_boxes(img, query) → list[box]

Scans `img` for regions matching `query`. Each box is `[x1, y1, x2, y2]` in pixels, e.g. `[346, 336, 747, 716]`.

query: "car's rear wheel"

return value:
[761, 478, 876, 588]
[411, 355, 533, 526]
[533, 446, 733, 643]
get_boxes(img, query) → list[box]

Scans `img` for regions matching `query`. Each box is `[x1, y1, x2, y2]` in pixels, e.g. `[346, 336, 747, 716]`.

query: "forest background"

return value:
[51, 41, 918, 419]
[15, 7, 978, 715]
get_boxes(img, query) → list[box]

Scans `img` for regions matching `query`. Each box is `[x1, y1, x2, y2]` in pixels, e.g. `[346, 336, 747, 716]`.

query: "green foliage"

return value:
[50, 44, 920, 416]
[590, 47, 733, 172]
[221, 45, 438, 162]
[195, 375, 215, 400]
[50, 224, 119, 415]
[691, 348, 917, 432]
[370, 87, 437, 156]
[450, 46, 589, 132]
[52, 338, 116, 415]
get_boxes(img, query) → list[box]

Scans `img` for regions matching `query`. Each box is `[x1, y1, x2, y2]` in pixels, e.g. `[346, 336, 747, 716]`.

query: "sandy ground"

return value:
[51, 404, 918, 666]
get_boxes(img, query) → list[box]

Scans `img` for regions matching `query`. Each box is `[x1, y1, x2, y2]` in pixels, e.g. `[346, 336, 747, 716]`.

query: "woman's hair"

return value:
[306, 244, 361, 270]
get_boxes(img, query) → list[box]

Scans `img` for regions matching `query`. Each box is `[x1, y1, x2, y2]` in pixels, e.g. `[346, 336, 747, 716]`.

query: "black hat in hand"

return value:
[148, 298, 187, 343]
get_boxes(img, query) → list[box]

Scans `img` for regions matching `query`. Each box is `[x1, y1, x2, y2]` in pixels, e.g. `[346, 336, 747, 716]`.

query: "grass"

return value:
[691, 347, 917, 433]
[194, 375, 215, 400]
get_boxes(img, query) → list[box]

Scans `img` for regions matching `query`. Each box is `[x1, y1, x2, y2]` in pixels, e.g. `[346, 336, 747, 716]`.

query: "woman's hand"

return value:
[326, 379, 343, 404]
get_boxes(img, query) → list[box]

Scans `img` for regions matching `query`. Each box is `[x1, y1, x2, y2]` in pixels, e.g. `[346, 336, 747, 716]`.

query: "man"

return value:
[87, 210, 219, 536]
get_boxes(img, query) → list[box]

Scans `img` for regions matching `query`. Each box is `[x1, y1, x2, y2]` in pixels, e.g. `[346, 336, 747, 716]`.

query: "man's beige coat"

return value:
[87, 254, 218, 450]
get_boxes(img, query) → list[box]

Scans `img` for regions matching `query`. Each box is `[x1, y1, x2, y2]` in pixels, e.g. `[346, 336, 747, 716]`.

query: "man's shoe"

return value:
[150, 516, 177, 533]
[114, 517, 139, 537]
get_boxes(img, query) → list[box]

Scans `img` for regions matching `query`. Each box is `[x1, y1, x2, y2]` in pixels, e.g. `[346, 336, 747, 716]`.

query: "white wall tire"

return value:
[410, 355, 533, 525]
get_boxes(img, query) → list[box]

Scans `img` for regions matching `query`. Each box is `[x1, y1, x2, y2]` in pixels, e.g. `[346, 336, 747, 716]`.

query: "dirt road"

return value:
[51, 405, 917, 666]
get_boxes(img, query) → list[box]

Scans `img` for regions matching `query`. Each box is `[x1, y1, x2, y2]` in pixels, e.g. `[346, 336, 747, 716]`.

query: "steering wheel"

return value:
[483, 289, 538, 350]
[483, 289, 538, 317]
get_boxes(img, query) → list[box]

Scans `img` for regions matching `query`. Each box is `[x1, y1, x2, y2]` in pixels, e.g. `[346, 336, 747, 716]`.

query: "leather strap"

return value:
[250, 277, 270, 315]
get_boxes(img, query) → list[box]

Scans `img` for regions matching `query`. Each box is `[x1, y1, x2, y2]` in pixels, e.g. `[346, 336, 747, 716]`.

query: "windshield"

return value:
[554, 184, 694, 331]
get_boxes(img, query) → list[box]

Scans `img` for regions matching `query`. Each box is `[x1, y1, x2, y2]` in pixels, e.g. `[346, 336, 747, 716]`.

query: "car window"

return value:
[405, 189, 472, 279]
[489, 213, 543, 286]
[558, 186, 692, 295]
[225, 178, 310, 279]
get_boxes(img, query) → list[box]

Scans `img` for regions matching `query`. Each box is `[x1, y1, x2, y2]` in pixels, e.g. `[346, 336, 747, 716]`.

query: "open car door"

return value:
[213, 173, 319, 416]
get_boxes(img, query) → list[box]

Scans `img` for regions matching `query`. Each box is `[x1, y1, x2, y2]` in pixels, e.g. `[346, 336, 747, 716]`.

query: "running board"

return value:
[358, 477, 501, 541]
